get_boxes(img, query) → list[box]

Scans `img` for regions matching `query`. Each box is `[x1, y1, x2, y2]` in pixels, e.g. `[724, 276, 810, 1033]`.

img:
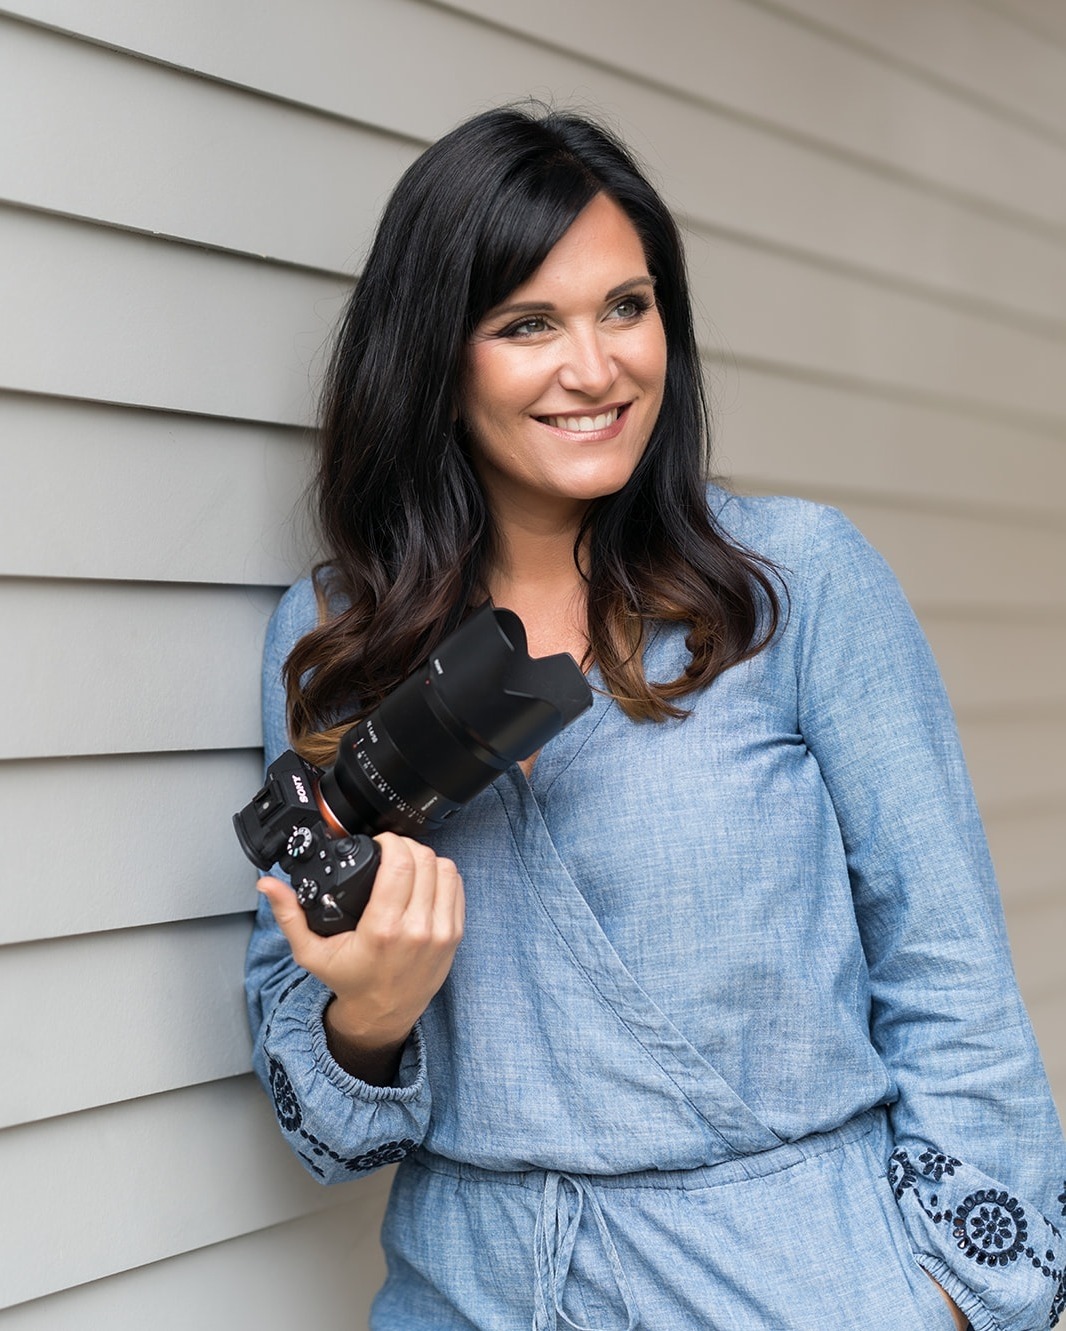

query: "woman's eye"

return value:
[501, 315, 550, 338]
[608, 294, 650, 320]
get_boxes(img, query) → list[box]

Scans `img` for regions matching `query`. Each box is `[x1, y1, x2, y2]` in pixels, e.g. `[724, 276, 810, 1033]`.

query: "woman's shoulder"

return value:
[708, 483, 846, 566]
[265, 576, 321, 658]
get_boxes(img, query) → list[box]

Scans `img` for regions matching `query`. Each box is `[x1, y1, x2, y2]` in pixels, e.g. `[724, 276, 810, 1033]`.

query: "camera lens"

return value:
[317, 605, 591, 837]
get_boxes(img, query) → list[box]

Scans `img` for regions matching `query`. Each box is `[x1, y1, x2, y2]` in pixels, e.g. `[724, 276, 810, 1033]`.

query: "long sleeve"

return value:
[243, 579, 433, 1184]
[793, 506, 1066, 1331]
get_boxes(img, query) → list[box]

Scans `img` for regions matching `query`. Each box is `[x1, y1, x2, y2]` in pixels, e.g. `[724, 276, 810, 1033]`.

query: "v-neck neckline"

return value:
[511, 658, 610, 800]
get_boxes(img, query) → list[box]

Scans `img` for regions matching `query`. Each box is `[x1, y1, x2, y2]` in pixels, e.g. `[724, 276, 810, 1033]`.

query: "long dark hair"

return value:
[286, 105, 780, 763]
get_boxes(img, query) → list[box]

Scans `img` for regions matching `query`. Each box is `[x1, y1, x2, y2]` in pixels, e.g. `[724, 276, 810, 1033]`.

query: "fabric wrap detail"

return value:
[495, 778, 784, 1160]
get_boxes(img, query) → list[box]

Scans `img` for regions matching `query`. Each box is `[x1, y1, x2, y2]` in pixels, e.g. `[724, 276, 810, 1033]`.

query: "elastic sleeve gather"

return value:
[243, 579, 433, 1184]
[793, 506, 1066, 1331]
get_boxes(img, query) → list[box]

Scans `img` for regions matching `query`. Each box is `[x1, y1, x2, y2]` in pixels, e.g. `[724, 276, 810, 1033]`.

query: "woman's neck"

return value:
[486, 517, 590, 665]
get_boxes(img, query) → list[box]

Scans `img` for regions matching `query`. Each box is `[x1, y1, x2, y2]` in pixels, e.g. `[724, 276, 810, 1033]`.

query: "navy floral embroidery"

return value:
[890, 1148, 1065, 1323]
[259, 973, 420, 1179]
[261, 977, 310, 1134]
[275, 972, 309, 1010]
[952, 1190, 1028, 1265]
[343, 1140, 418, 1172]
[268, 1056, 302, 1132]
[1058, 1184, 1066, 1217]
[920, 1150, 961, 1182]
[293, 1128, 416, 1175]
[1050, 1270, 1065, 1328]
[297, 1149, 325, 1178]
[889, 1149, 917, 1201]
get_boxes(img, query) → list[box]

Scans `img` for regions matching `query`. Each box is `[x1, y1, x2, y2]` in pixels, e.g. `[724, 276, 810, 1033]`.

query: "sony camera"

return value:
[233, 604, 592, 935]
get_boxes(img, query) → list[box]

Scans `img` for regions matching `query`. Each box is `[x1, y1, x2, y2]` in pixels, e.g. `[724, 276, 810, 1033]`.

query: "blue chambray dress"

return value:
[246, 493, 1066, 1331]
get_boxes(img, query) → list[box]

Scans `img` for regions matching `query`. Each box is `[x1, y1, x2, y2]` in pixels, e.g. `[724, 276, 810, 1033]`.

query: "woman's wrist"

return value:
[927, 1272, 968, 1330]
[323, 997, 410, 1085]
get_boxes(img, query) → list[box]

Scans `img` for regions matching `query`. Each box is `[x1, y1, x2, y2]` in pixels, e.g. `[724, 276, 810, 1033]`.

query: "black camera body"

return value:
[235, 748, 382, 935]
[234, 605, 592, 936]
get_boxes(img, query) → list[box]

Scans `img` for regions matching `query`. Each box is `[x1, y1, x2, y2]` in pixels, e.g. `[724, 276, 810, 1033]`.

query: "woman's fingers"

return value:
[257, 875, 305, 940]
[404, 843, 451, 936]
[452, 867, 466, 938]
[260, 838, 464, 1041]
[257, 875, 330, 971]
[430, 855, 463, 942]
[361, 832, 420, 932]
[362, 835, 462, 942]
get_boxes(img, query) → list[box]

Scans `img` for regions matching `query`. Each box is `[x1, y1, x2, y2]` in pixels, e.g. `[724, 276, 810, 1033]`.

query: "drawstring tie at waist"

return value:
[533, 1171, 638, 1331]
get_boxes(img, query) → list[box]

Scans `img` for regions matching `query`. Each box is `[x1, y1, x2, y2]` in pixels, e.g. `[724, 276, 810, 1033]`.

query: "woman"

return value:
[247, 106, 1066, 1330]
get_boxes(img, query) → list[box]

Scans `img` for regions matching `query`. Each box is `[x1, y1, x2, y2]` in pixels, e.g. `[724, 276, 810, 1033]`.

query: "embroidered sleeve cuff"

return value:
[257, 971, 432, 1184]
[889, 1147, 1066, 1330]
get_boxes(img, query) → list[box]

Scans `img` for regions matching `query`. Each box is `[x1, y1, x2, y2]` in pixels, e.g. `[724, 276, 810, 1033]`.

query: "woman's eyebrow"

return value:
[605, 275, 656, 300]
[488, 275, 656, 319]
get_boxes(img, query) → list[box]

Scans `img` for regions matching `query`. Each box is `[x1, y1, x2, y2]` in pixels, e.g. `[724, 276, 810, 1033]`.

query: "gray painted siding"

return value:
[1, 0, 1062, 1322]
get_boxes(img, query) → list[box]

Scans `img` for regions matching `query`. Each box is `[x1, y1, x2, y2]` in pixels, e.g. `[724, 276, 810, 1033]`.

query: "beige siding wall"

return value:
[1, 1, 1062, 1323]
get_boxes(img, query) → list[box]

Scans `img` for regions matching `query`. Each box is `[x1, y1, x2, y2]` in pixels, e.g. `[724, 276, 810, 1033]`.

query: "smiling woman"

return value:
[463, 194, 666, 529]
[246, 105, 1066, 1331]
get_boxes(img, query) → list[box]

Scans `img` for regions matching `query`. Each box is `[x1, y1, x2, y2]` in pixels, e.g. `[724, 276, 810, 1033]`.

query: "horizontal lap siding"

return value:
[0, 1204, 389, 1330]
[436, 0, 1066, 227]
[0, 580, 273, 756]
[975, 0, 1066, 50]
[1, 0, 1063, 1321]
[715, 363, 1066, 519]
[6, 11, 1066, 326]
[0, 752, 263, 943]
[0, 395, 316, 585]
[0, 1080, 388, 1309]
[0, 207, 346, 420]
[763, 0, 1066, 136]
[0, 918, 252, 1128]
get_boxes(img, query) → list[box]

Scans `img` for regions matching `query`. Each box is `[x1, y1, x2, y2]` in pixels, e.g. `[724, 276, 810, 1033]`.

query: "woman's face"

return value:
[461, 193, 667, 529]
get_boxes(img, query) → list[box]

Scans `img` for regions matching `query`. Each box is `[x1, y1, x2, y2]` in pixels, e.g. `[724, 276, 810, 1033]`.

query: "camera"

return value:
[234, 604, 592, 935]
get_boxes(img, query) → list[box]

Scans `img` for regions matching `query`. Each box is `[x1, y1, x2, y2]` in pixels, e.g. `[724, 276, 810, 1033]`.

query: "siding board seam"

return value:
[0, 573, 287, 597]
[742, 0, 1066, 149]
[684, 214, 1066, 344]
[969, 0, 1066, 54]
[0, 196, 357, 282]
[0, 385, 320, 436]
[708, 353, 1066, 440]
[0, 1071, 260, 1136]
[727, 481, 1066, 532]
[420, 0, 1066, 244]
[0, 8, 430, 151]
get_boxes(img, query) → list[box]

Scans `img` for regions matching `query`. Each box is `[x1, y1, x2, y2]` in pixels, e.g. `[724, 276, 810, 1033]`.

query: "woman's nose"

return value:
[557, 327, 616, 396]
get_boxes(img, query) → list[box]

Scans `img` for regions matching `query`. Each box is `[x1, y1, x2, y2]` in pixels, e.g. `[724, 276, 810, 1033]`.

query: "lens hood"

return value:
[319, 604, 592, 837]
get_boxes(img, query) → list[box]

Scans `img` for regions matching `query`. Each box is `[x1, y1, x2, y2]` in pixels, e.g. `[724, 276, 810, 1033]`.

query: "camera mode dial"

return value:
[286, 826, 315, 860]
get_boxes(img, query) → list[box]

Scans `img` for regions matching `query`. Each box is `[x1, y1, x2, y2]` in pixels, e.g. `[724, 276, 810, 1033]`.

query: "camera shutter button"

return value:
[333, 836, 357, 856]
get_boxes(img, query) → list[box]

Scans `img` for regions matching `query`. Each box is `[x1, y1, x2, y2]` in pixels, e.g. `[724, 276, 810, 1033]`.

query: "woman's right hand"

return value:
[257, 832, 465, 1083]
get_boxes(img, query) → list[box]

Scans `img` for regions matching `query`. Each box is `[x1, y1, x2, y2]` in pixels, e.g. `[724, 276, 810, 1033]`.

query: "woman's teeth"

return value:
[542, 408, 620, 432]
